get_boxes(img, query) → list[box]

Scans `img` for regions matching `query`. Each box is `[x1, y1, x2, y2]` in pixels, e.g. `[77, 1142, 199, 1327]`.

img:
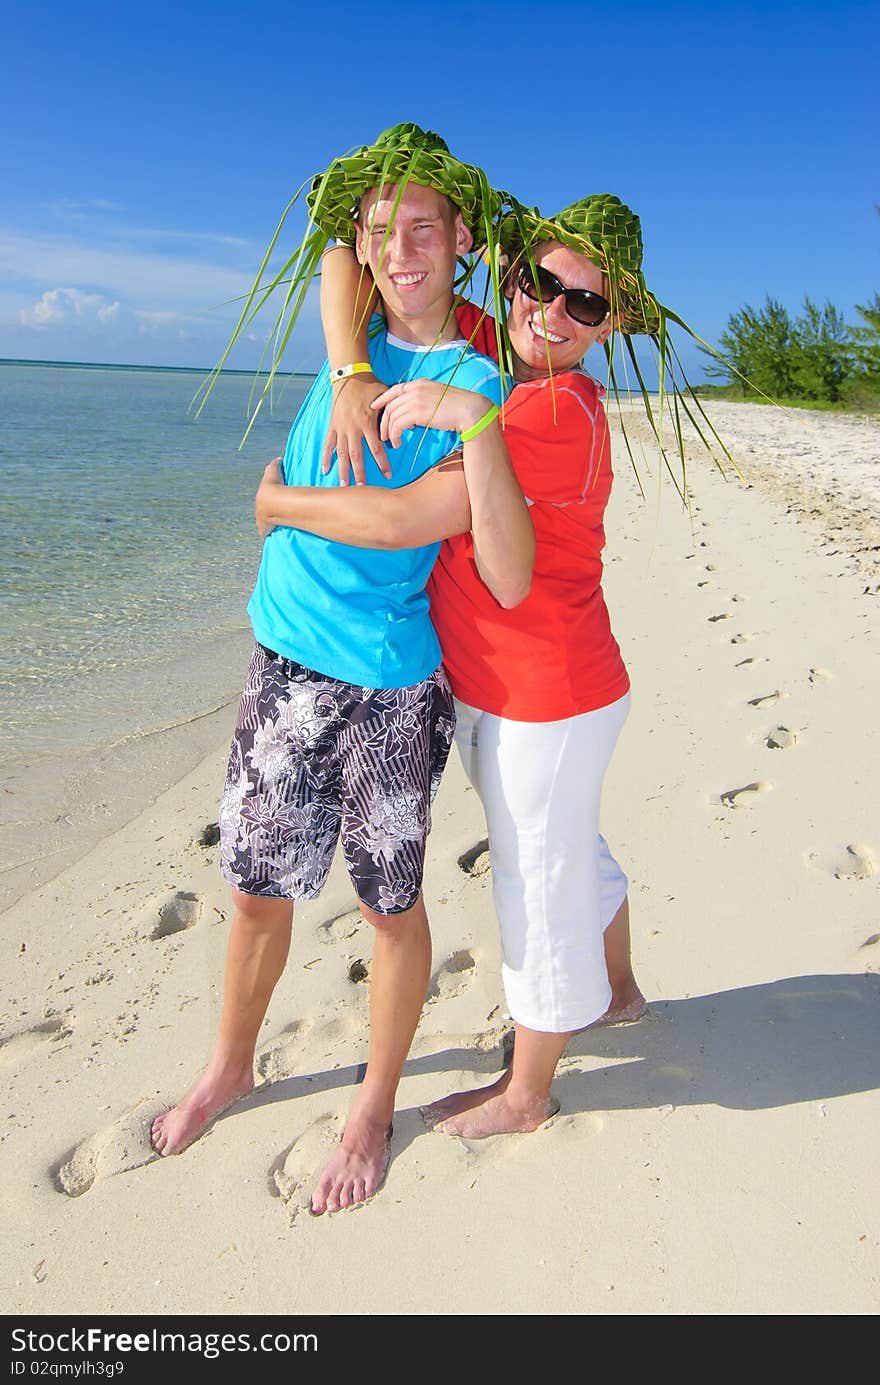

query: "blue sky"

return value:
[1, 0, 876, 377]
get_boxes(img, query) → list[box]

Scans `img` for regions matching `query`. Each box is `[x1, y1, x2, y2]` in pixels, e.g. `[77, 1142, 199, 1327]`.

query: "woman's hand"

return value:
[322, 376, 391, 486]
[255, 457, 284, 539]
[370, 380, 488, 450]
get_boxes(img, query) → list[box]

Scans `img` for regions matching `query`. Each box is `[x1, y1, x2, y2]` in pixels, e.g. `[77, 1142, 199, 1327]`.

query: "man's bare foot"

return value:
[434, 1090, 559, 1139]
[421, 1070, 511, 1128]
[150, 1063, 254, 1156]
[310, 1114, 392, 1215]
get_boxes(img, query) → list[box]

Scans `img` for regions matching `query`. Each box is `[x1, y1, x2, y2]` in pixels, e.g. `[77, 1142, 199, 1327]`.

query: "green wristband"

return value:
[459, 402, 500, 444]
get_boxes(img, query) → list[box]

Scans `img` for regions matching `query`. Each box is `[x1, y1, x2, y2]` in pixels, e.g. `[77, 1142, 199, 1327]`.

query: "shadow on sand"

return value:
[240, 972, 880, 1123]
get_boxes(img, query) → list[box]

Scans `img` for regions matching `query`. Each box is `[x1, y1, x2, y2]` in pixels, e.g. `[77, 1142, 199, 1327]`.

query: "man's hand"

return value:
[322, 376, 391, 486]
[255, 457, 284, 539]
[371, 380, 487, 450]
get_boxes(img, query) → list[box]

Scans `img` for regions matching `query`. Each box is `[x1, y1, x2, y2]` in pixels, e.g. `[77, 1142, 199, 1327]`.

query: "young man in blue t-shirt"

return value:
[151, 150, 534, 1215]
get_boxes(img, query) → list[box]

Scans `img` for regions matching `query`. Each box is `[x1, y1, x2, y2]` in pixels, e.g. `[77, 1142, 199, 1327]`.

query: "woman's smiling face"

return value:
[507, 241, 612, 381]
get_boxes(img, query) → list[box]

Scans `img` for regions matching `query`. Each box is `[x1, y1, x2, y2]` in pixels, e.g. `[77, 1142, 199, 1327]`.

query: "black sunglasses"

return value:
[517, 263, 610, 328]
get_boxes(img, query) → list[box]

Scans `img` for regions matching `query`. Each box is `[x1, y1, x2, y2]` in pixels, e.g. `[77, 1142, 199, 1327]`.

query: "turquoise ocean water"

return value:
[0, 361, 309, 908]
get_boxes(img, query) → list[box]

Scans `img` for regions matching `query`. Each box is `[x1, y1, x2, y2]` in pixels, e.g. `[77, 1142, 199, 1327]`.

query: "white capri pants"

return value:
[454, 692, 630, 1033]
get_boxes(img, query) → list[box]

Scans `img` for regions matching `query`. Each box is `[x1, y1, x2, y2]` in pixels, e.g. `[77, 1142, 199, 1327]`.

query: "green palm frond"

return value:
[196, 124, 515, 437]
[499, 193, 737, 492]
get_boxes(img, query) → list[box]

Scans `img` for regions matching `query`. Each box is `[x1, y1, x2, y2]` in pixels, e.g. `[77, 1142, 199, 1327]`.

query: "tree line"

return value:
[704, 292, 880, 406]
[703, 211, 879, 407]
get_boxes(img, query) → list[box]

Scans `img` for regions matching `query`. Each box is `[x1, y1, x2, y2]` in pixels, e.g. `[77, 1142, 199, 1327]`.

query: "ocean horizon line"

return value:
[0, 356, 681, 396]
[0, 356, 315, 378]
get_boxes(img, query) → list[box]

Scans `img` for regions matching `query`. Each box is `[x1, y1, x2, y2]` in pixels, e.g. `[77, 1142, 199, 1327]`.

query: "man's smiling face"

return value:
[355, 182, 472, 342]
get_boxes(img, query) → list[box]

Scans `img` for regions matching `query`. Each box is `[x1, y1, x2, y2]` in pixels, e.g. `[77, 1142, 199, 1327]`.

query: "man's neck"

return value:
[383, 300, 460, 348]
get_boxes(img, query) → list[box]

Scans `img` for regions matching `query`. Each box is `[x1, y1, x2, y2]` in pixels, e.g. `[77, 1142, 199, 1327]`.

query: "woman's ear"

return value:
[597, 305, 622, 346]
[502, 255, 519, 302]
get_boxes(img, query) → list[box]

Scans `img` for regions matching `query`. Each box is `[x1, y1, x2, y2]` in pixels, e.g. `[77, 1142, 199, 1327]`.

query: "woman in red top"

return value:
[257, 196, 662, 1137]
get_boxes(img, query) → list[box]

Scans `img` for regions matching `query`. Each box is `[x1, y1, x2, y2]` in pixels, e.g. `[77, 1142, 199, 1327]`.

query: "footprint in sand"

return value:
[708, 612, 732, 623]
[747, 690, 786, 708]
[458, 839, 491, 877]
[809, 667, 834, 683]
[719, 782, 772, 809]
[0, 1014, 75, 1070]
[735, 656, 764, 669]
[318, 909, 364, 944]
[459, 1024, 515, 1070]
[805, 844, 876, 882]
[428, 949, 478, 1001]
[53, 1101, 154, 1198]
[471, 1023, 515, 1069]
[834, 844, 875, 882]
[256, 1020, 311, 1082]
[411, 1022, 514, 1072]
[150, 890, 203, 940]
[729, 632, 754, 645]
[270, 1114, 342, 1221]
[765, 725, 798, 750]
[730, 594, 748, 603]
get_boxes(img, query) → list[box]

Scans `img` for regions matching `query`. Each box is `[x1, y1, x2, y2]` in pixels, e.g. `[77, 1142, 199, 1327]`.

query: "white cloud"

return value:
[134, 307, 213, 334]
[134, 309, 184, 325]
[46, 199, 248, 248]
[0, 212, 324, 368]
[22, 289, 63, 324]
[64, 288, 105, 315]
[19, 286, 121, 327]
[119, 226, 252, 248]
[50, 198, 126, 218]
[0, 229, 254, 311]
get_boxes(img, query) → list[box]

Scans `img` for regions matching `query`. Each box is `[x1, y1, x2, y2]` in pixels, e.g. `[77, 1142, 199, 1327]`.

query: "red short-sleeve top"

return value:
[427, 303, 629, 722]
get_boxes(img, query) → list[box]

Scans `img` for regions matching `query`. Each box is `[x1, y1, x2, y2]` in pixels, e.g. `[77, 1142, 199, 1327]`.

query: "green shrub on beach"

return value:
[704, 295, 869, 406]
[708, 297, 797, 400]
[705, 207, 880, 410]
[842, 290, 880, 405]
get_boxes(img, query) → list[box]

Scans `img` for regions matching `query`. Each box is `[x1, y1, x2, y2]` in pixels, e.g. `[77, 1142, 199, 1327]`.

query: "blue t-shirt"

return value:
[248, 323, 503, 688]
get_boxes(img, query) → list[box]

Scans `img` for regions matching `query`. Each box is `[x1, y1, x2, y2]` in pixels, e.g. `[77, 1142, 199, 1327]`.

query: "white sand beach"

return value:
[2, 400, 878, 1316]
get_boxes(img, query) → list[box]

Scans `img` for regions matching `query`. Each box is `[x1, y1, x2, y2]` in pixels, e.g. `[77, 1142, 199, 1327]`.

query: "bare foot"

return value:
[310, 1115, 392, 1215]
[421, 1070, 511, 1128]
[590, 982, 647, 1028]
[150, 1063, 254, 1156]
[434, 1090, 559, 1139]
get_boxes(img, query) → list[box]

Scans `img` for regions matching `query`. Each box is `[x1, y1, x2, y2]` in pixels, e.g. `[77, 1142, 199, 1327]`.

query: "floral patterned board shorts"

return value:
[219, 644, 456, 914]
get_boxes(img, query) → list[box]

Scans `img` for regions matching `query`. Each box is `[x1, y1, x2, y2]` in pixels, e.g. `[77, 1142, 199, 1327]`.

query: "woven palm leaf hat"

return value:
[499, 194, 733, 489]
[196, 123, 508, 432]
[305, 122, 509, 370]
[306, 121, 501, 246]
[500, 193, 662, 334]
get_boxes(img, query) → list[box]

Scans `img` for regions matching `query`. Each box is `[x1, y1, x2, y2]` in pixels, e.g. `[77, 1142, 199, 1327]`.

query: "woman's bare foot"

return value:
[421, 1070, 512, 1128]
[590, 981, 647, 1028]
[434, 1089, 559, 1139]
[150, 1062, 254, 1156]
[310, 1113, 392, 1214]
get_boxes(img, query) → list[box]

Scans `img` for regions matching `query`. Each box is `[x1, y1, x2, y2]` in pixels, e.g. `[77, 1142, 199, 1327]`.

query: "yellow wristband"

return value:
[460, 402, 500, 443]
[329, 362, 373, 384]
